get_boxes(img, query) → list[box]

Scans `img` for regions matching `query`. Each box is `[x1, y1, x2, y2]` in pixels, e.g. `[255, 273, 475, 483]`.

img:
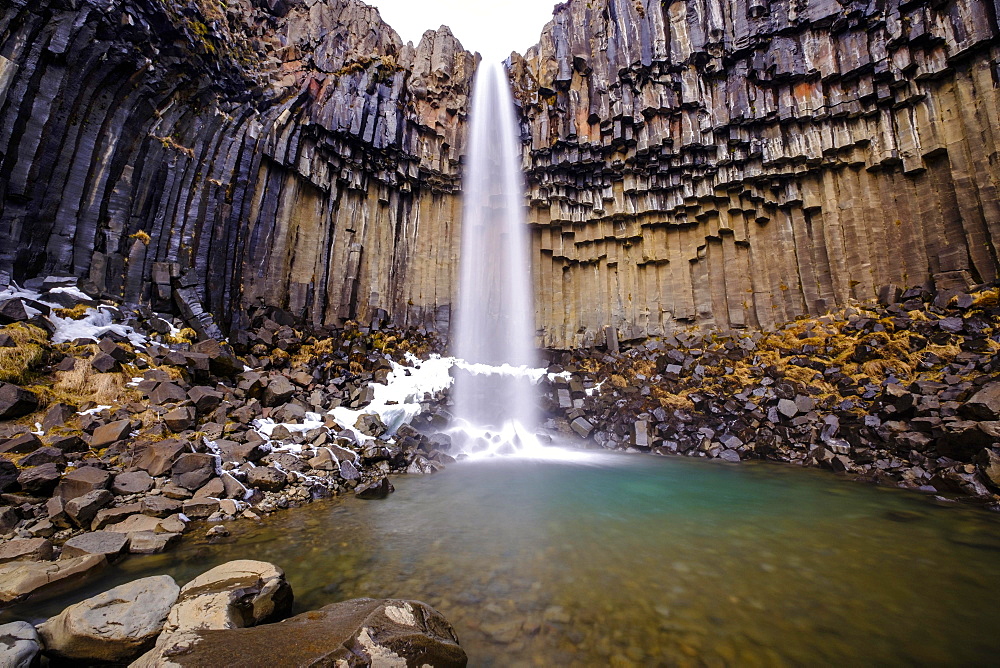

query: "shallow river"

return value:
[8, 450, 1000, 666]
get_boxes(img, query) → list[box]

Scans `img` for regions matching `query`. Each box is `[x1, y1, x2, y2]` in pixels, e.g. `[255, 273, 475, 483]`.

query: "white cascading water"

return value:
[451, 61, 541, 456]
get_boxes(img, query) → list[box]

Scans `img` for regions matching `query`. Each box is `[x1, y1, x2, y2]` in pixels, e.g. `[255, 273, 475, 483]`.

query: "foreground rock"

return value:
[36, 575, 179, 663]
[135, 598, 467, 667]
[134, 559, 294, 665]
[0, 554, 106, 607]
[0, 621, 40, 668]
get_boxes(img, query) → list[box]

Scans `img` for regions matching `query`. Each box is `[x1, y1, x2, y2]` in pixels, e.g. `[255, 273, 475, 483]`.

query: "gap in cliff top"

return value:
[367, 0, 558, 62]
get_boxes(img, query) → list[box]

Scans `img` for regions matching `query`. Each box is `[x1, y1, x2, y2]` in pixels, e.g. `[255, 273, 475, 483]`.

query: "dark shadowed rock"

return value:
[961, 382, 1000, 421]
[263, 377, 295, 407]
[0, 433, 40, 455]
[164, 406, 197, 432]
[17, 463, 61, 496]
[0, 383, 39, 421]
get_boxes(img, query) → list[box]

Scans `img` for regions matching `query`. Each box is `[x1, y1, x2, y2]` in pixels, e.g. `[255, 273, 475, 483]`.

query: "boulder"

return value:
[962, 382, 1000, 421]
[355, 413, 386, 438]
[47, 434, 88, 452]
[135, 599, 467, 667]
[104, 513, 186, 537]
[164, 406, 196, 432]
[355, 477, 394, 500]
[0, 506, 19, 532]
[0, 459, 19, 492]
[182, 498, 220, 519]
[0, 538, 52, 564]
[246, 466, 286, 492]
[148, 382, 188, 406]
[216, 439, 269, 463]
[65, 489, 113, 528]
[0, 383, 39, 421]
[36, 575, 179, 663]
[16, 463, 61, 496]
[54, 466, 110, 500]
[60, 531, 129, 560]
[262, 377, 295, 407]
[91, 503, 142, 530]
[0, 621, 40, 668]
[0, 433, 41, 454]
[193, 477, 226, 498]
[141, 496, 183, 517]
[150, 560, 293, 642]
[128, 531, 182, 554]
[112, 470, 154, 495]
[978, 448, 1000, 492]
[0, 554, 106, 606]
[188, 386, 223, 415]
[137, 439, 187, 476]
[90, 420, 132, 448]
[171, 453, 218, 490]
[19, 446, 65, 467]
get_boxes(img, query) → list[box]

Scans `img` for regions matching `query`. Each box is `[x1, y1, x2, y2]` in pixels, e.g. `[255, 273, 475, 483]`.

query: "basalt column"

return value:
[0, 0, 476, 335]
[510, 0, 1000, 348]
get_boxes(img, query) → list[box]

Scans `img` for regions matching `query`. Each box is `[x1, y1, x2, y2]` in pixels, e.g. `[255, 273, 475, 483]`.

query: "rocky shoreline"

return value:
[0, 558, 468, 666]
[539, 283, 1000, 510]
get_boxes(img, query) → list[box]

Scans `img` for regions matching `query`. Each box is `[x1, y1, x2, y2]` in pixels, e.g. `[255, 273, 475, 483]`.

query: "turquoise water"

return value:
[7, 452, 1000, 666]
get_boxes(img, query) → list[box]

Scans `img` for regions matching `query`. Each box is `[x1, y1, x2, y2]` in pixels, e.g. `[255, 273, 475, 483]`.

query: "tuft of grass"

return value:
[50, 357, 137, 407]
[0, 324, 49, 384]
[164, 327, 198, 344]
[129, 230, 152, 245]
[54, 303, 93, 320]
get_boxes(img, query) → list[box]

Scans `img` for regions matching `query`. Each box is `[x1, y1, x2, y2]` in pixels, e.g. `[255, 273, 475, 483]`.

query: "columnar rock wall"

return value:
[0, 0, 476, 334]
[511, 0, 1000, 347]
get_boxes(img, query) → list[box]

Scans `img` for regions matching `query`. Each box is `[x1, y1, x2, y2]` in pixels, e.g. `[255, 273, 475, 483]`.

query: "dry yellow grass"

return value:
[53, 303, 92, 320]
[0, 323, 49, 384]
[48, 357, 138, 407]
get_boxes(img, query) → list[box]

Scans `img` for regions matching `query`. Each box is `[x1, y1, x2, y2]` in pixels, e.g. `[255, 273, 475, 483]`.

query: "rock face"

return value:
[0, 0, 473, 335]
[36, 575, 180, 663]
[138, 598, 467, 667]
[510, 0, 1000, 346]
[1, 0, 998, 348]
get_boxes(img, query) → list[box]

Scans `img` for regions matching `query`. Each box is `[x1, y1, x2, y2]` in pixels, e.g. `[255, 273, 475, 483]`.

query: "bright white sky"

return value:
[366, 0, 559, 63]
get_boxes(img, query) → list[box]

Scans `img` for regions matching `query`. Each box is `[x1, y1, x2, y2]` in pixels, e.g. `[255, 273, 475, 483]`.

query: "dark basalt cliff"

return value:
[512, 0, 1000, 347]
[1, 0, 999, 347]
[0, 0, 475, 336]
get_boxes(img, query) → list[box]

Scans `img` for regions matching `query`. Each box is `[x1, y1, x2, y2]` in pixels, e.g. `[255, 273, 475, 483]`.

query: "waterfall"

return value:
[451, 61, 540, 456]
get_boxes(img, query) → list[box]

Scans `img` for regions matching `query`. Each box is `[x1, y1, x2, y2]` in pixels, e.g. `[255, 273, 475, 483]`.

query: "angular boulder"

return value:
[36, 575, 180, 663]
[0, 383, 39, 421]
[355, 477, 394, 500]
[0, 538, 53, 564]
[90, 420, 132, 448]
[16, 463, 61, 496]
[171, 453, 218, 490]
[61, 531, 129, 560]
[962, 382, 1000, 421]
[0, 554, 107, 606]
[112, 470, 154, 495]
[54, 466, 110, 500]
[246, 466, 286, 492]
[136, 599, 467, 667]
[65, 489, 113, 528]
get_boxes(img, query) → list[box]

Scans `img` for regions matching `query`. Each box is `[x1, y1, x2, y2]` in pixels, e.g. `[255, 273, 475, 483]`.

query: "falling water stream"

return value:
[451, 61, 541, 456]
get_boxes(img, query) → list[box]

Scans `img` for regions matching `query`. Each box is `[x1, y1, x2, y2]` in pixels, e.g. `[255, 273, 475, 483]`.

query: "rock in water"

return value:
[0, 621, 40, 668]
[135, 598, 467, 667]
[0, 554, 107, 606]
[36, 575, 180, 663]
[134, 560, 293, 666]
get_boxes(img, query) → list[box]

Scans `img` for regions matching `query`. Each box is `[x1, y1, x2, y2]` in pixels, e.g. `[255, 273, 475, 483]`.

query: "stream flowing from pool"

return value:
[8, 452, 999, 666]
